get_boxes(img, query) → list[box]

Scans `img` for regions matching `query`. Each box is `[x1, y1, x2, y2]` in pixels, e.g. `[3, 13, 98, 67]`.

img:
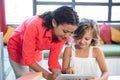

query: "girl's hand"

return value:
[87, 78, 96, 80]
[65, 67, 75, 74]
[87, 77, 101, 80]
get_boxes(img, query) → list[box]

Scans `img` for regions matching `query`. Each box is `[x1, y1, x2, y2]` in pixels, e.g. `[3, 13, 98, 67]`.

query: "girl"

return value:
[7, 6, 79, 80]
[62, 18, 109, 80]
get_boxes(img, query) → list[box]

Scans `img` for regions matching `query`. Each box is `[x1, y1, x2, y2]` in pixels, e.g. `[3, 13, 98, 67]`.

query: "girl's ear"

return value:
[52, 19, 57, 28]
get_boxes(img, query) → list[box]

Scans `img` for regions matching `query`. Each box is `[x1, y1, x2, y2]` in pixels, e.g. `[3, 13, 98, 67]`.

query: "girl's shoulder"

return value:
[64, 46, 72, 51]
[63, 46, 72, 56]
[92, 46, 104, 57]
[92, 46, 102, 51]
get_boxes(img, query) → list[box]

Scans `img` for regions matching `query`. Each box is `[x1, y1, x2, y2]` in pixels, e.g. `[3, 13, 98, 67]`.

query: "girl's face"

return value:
[52, 20, 77, 41]
[75, 31, 93, 48]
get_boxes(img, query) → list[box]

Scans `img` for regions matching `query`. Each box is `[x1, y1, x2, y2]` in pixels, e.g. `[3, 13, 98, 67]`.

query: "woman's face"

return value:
[52, 20, 77, 41]
[75, 31, 93, 48]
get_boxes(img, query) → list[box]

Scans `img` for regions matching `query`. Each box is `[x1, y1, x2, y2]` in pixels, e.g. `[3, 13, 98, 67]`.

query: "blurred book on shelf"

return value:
[17, 72, 42, 80]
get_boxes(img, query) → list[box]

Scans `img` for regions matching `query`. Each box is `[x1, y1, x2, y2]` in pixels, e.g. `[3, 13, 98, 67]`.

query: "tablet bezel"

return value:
[55, 74, 97, 80]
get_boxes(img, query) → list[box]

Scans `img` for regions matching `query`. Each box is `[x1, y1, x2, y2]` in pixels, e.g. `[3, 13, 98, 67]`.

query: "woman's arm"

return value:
[29, 62, 55, 80]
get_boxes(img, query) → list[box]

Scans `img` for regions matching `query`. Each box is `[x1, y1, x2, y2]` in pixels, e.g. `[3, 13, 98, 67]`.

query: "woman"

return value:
[7, 6, 79, 80]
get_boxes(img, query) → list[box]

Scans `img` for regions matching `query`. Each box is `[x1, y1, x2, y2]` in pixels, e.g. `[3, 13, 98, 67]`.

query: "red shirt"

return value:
[7, 16, 67, 70]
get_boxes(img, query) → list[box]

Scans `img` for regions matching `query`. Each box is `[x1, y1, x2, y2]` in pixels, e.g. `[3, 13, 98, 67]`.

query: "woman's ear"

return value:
[52, 19, 57, 28]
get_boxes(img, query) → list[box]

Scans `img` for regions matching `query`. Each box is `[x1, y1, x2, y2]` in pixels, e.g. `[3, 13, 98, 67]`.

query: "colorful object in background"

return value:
[99, 22, 112, 44]
[0, 0, 7, 33]
[4, 26, 15, 44]
[16, 72, 42, 80]
[110, 27, 120, 43]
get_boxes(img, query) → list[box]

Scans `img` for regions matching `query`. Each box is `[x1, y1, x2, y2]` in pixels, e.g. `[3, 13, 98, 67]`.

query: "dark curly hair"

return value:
[39, 6, 79, 29]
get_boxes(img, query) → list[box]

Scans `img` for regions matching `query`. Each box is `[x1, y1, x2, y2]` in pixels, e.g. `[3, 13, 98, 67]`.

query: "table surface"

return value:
[108, 76, 120, 80]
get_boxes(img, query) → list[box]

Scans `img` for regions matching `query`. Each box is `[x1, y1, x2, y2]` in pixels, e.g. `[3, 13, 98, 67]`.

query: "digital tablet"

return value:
[55, 74, 97, 80]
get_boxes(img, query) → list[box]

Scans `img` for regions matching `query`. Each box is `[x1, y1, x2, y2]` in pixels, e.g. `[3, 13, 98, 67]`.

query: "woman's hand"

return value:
[47, 69, 61, 80]
[47, 73, 59, 80]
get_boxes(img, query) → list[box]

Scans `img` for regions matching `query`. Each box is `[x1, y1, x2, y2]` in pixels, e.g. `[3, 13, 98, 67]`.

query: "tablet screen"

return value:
[55, 74, 97, 80]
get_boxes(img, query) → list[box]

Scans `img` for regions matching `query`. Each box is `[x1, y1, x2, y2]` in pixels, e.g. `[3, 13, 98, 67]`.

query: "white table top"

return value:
[108, 76, 120, 80]
[42, 76, 120, 80]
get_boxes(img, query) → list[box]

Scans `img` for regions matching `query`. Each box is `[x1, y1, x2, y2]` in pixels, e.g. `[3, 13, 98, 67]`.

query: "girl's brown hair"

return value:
[73, 18, 100, 46]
